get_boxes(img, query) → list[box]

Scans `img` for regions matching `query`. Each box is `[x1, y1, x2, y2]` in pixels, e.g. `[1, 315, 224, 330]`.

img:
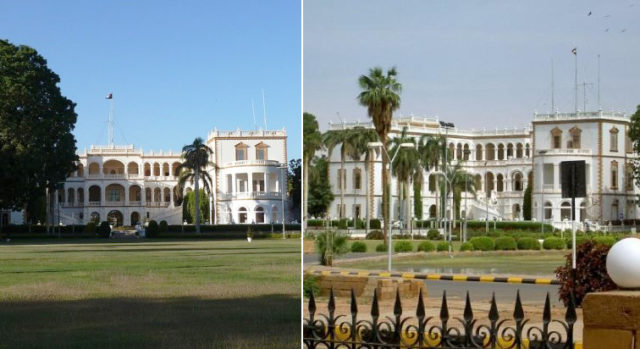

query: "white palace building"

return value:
[51, 128, 288, 226]
[323, 110, 639, 230]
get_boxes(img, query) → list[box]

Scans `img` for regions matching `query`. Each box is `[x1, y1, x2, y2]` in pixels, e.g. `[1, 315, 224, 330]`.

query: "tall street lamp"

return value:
[432, 170, 453, 257]
[484, 161, 489, 234]
[463, 149, 471, 242]
[368, 141, 415, 271]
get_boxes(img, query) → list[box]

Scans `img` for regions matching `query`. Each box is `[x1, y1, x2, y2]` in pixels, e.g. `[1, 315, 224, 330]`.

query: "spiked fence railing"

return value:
[303, 288, 576, 348]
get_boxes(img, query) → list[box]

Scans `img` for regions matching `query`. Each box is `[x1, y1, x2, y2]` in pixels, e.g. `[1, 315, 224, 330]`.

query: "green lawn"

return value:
[340, 250, 567, 277]
[0, 239, 300, 348]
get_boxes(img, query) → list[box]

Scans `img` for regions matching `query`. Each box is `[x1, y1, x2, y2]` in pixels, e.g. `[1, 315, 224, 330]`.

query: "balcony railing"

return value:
[88, 201, 101, 206]
[222, 159, 280, 167]
[218, 191, 282, 200]
[146, 202, 170, 207]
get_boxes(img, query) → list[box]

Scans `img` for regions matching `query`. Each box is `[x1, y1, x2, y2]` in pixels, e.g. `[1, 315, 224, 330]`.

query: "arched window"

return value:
[129, 185, 141, 202]
[506, 144, 513, 158]
[164, 188, 171, 203]
[496, 174, 504, 192]
[429, 205, 437, 219]
[127, 162, 139, 175]
[172, 162, 181, 178]
[497, 144, 505, 160]
[145, 188, 152, 202]
[255, 206, 264, 223]
[238, 207, 247, 223]
[153, 163, 160, 176]
[612, 199, 619, 221]
[561, 202, 571, 221]
[105, 184, 125, 202]
[513, 172, 523, 191]
[569, 126, 582, 149]
[144, 163, 151, 176]
[485, 144, 495, 160]
[103, 160, 124, 175]
[544, 201, 553, 220]
[90, 212, 100, 223]
[88, 163, 100, 175]
[456, 143, 462, 160]
[162, 163, 169, 176]
[235, 142, 248, 161]
[154, 188, 161, 202]
[67, 188, 74, 205]
[474, 174, 482, 192]
[485, 172, 494, 196]
[76, 163, 84, 177]
[475, 144, 483, 161]
[77, 188, 84, 203]
[516, 143, 523, 158]
[610, 127, 619, 152]
[353, 168, 362, 190]
[463, 144, 470, 160]
[512, 204, 521, 219]
[525, 144, 530, 157]
[89, 186, 101, 202]
[611, 160, 618, 189]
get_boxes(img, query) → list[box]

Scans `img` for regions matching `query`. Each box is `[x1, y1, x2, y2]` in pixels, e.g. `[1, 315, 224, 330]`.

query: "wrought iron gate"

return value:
[303, 288, 576, 348]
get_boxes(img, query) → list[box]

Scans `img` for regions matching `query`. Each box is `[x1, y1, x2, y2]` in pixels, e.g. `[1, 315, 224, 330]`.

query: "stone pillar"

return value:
[249, 173, 254, 194]
[494, 147, 498, 161]
[583, 291, 640, 348]
[264, 172, 269, 193]
[553, 163, 560, 190]
[232, 173, 236, 194]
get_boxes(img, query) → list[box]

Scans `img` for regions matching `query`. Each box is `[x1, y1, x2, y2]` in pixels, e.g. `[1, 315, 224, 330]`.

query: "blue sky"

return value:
[304, 0, 640, 130]
[1, 0, 301, 158]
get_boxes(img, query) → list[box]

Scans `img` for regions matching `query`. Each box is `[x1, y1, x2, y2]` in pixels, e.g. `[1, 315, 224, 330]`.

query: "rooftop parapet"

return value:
[533, 110, 629, 122]
[207, 128, 287, 139]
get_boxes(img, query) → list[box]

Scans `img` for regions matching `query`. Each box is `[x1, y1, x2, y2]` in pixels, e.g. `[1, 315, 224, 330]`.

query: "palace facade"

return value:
[52, 128, 288, 226]
[322, 111, 639, 229]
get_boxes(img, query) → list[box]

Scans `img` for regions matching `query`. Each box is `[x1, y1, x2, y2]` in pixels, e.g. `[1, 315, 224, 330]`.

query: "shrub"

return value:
[369, 219, 381, 229]
[146, 220, 159, 237]
[366, 230, 384, 240]
[459, 242, 474, 251]
[97, 221, 111, 238]
[592, 236, 616, 246]
[315, 230, 349, 266]
[303, 275, 321, 297]
[394, 240, 413, 253]
[350, 241, 367, 253]
[337, 219, 348, 229]
[307, 219, 324, 227]
[543, 237, 566, 250]
[555, 240, 616, 306]
[517, 237, 541, 250]
[85, 222, 97, 233]
[436, 241, 450, 252]
[375, 243, 387, 252]
[417, 241, 435, 252]
[566, 236, 591, 249]
[469, 237, 495, 251]
[427, 229, 441, 240]
[159, 220, 168, 233]
[494, 236, 517, 250]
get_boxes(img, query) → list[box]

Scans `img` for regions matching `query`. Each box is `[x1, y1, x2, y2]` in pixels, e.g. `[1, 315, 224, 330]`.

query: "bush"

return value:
[85, 222, 97, 233]
[427, 229, 441, 240]
[369, 219, 381, 229]
[494, 236, 517, 250]
[315, 230, 349, 266]
[517, 237, 541, 250]
[307, 219, 324, 227]
[350, 241, 367, 253]
[303, 275, 321, 297]
[469, 237, 495, 251]
[436, 241, 450, 252]
[543, 237, 566, 250]
[146, 220, 159, 237]
[459, 242, 474, 251]
[366, 230, 384, 240]
[159, 220, 168, 233]
[375, 243, 387, 252]
[592, 236, 616, 246]
[555, 240, 616, 306]
[417, 241, 435, 252]
[394, 240, 413, 253]
[97, 221, 111, 238]
[566, 236, 591, 249]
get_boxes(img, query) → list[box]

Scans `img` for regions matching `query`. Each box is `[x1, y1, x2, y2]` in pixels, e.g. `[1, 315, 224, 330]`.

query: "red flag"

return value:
[106, 93, 113, 99]
[571, 48, 577, 55]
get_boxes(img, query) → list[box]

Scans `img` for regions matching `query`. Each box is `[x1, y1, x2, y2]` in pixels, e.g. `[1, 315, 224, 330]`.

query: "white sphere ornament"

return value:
[606, 238, 640, 289]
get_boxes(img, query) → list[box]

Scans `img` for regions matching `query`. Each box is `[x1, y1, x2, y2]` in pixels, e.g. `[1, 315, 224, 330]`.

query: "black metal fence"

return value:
[304, 288, 576, 348]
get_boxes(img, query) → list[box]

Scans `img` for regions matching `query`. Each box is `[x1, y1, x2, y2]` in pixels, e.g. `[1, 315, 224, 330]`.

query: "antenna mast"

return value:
[597, 54, 601, 109]
[551, 58, 555, 113]
[582, 81, 593, 112]
[574, 47, 578, 113]
[251, 99, 256, 131]
[107, 94, 114, 146]
[262, 89, 268, 130]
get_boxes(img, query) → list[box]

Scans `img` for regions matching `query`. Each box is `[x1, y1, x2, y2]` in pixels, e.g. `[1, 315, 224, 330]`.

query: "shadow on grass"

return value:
[0, 294, 300, 349]
[35, 248, 299, 254]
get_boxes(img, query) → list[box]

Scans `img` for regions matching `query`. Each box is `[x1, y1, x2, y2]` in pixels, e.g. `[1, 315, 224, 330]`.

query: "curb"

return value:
[308, 269, 560, 285]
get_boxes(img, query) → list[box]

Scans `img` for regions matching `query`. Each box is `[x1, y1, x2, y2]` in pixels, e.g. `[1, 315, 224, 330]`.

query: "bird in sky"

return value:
[588, 10, 592, 16]
[605, 28, 609, 32]
[621, 28, 627, 32]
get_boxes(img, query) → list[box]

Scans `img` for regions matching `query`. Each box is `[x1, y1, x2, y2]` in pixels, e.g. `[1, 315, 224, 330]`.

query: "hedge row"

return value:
[307, 219, 381, 229]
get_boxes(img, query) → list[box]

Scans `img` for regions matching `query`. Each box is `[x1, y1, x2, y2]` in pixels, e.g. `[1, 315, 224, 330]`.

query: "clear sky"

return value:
[1, 0, 301, 158]
[304, 0, 640, 131]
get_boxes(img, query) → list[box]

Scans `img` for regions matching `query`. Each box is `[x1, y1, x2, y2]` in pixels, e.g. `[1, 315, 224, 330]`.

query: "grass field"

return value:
[0, 239, 300, 348]
[339, 250, 567, 276]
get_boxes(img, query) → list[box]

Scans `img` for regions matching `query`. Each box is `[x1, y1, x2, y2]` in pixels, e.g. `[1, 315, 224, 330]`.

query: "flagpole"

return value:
[262, 89, 267, 130]
[551, 58, 555, 114]
[597, 54, 601, 109]
[108, 96, 114, 146]
[574, 48, 578, 114]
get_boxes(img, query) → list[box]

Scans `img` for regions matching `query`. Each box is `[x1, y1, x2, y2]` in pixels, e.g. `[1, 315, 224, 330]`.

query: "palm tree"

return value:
[351, 127, 379, 234]
[323, 128, 359, 220]
[303, 113, 324, 228]
[418, 135, 445, 224]
[358, 67, 402, 238]
[443, 162, 477, 229]
[176, 137, 214, 234]
[389, 128, 420, 228]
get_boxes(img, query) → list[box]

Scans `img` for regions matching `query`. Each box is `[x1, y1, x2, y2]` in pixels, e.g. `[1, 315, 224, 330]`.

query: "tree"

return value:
[303, 113, 324, 227]
[389, 127, 420, 227]
[628, 105, 640, 189]
[445, 162, 476, 227]
[314, 230, 349, 266]
[288, 158, 302, 221]
[176, 137, 214, 234]
[0, 39, 78, 228]
[323, 128, 360, 219]
[358, 67, 402, 239]
[523, 181, 532, 220]
[308, 156, 334, 217]
[184, 189, 209, 224]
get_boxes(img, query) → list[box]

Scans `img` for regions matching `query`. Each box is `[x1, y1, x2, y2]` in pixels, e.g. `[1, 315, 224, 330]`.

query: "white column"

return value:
[232, 173, 237, 194]
[553, 164, 560, 190]
[249, 173, 254, 194]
